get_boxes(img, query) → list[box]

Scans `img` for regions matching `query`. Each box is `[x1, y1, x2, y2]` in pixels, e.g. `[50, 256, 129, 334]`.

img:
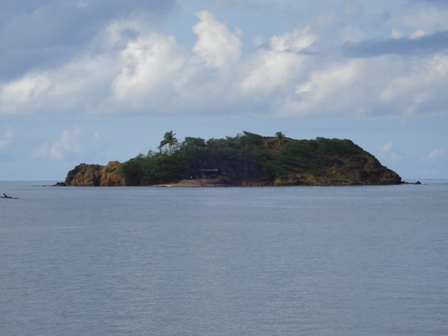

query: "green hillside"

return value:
[65, 131, 402, 186]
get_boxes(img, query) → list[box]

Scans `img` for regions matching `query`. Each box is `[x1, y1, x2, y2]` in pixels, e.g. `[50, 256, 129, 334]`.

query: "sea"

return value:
[1, 181, 447, 336]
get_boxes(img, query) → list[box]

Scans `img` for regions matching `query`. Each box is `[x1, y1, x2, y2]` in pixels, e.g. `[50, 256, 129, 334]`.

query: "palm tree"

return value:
[158, 130, 178, 155]
[275, 131, 285, 149]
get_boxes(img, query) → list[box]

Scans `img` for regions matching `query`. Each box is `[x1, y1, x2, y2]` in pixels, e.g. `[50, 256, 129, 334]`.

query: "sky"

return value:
[1, 0, 447, 181]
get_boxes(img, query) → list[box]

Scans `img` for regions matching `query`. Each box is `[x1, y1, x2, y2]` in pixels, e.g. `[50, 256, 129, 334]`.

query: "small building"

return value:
[200, 169, 219, 179]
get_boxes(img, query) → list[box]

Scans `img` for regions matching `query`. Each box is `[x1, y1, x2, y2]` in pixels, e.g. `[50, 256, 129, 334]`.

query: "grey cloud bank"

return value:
[0, 0, 174, 81]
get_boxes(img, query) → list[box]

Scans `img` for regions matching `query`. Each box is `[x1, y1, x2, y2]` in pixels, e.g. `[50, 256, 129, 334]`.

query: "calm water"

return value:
[1, 181, 447, 335]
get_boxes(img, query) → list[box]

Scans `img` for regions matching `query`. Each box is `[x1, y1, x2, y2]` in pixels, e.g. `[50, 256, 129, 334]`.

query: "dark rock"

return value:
[1, 193, 19, 199]
[402, 180, 422, 185]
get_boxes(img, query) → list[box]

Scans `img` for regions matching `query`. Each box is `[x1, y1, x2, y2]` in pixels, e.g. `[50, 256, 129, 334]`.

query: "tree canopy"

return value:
[115, 131, 403, 186]
[158, 130, 178, 154]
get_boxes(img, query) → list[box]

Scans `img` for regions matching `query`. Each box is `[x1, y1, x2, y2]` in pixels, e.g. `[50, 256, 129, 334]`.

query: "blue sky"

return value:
[1, 0, 447, 181]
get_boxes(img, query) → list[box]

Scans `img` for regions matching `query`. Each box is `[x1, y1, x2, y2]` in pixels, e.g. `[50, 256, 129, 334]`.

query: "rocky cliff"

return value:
[65, 161, 125, 186]
[252, 151, 401, 186]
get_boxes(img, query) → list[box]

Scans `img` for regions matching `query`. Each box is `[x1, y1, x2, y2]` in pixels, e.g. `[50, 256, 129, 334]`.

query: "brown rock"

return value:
[65, 161, 125, 186]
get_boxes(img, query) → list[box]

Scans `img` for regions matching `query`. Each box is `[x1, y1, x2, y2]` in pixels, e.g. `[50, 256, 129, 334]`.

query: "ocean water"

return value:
[1, 181, 447, 336]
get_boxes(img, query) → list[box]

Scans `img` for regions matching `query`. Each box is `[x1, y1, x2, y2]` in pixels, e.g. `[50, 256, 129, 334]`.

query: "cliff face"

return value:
[260, 138, 401, 186]
[265, 153, 401, 186]
[65, 161, 125, 186]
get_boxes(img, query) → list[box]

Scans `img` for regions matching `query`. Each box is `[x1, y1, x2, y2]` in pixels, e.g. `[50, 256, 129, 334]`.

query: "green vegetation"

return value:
[115, 131, 401, 186]
[158, 130, 178, 155]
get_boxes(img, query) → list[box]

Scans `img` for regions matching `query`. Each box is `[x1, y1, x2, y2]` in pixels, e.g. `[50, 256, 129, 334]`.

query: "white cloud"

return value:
[1, 10, 448, 120]
[391, 29, 403, 39]
[0, 128, 13, 149]
[269, 27, 316, 53]
[379, 141, 393, 153]
[379, 54, 448, 117]
[410, 29, 427, 39]
[390, 152, 402, 161]
[283, 59, 364, 117]
[421, 147, 446, 161]
[0, 75, 51, 112]
[240, 50, 306, 95]
[111, 33, 191, 110]
[239, 28, 315, 97]
[33, 128, 82, 160]
[192, 10, 242, 68]
[0, 53, 117, 114]
[378, 141, 402, 161]
[96, 19, 142, 50]
[112, 11, 242, 113]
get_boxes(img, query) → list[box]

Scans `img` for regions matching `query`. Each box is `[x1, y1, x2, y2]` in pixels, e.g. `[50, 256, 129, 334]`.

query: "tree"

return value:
[158, 130, 178, 155]
[275, 131, 285, 149]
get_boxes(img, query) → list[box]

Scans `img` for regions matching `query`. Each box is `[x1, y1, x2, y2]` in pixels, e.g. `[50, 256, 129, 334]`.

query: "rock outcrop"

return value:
[65, 161, 125, 186]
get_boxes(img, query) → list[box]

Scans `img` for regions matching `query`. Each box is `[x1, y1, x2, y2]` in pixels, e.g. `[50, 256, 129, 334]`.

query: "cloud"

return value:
[345, 30, 448, 57]
[111, 33, 189, 110]
[0, 128, 13, 149]
[0, 54, 117, 114]
[33, 128, 82, 160]
[379, 141, 393, 153]
[378, 141, 402, 161]
[192, 10, 242, 68]
[284, 59, 364, 117]
[0, 0, 175, 81]
[391, 29, 403, 39]
[240, 49, 308, 95]
[378, 54, 448, 117]
[1, 9, 448, 120]
[410, 30, 428, 39]
[421, 147, 446, 161]
[110, 11, 243, 113]
[269, 27, 316, 53]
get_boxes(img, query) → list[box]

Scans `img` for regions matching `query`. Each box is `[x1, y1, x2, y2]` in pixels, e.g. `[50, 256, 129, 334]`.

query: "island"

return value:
[65, 131, 402, 187]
